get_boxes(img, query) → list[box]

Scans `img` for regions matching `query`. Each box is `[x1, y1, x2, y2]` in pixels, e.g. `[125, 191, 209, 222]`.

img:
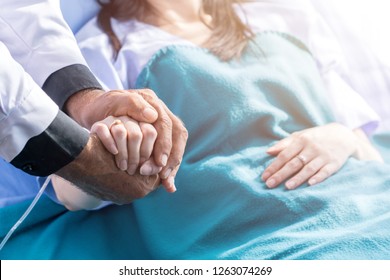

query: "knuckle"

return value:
[320, 168, 330, 178]
[297, 133, 310, 143]
[310, 143, 322, 153]
[142, 88, 156, 97]
[170, 157, 182, 167]
[112, 126, 127, 138]
[127, 158, 139, 166]
[116, 158, 127, 169]
[293, 175, 302, 184]
[159, 115, 173, 129]
[128, 129, 143, 142]
[180, 126, 189, 140]
[289, 159, 301, 169]
[138, 88, 158, 101]
[305, 164, 317, 174]
[126, 89, 137, 97]
[278, 153, 289, 162]
[142, 124, 158, 138]
[162, 136, 173, 151]
[92, 122, 106, 133]
[290, 132, 301, 140]
[266, 166, 275, 174]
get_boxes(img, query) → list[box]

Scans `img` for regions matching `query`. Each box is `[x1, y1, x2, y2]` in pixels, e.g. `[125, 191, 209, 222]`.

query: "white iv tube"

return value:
[0, 175, 52, 251]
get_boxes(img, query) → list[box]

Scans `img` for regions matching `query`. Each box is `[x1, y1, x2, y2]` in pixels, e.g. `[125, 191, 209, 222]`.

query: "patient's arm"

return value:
[261, 123, 383, 190]
[352, 128, 384, 162]
[52, 175, 103, 211]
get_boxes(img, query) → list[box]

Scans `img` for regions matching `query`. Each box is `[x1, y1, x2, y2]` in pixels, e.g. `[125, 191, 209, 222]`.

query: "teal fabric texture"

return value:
[0, 196, 150, 260]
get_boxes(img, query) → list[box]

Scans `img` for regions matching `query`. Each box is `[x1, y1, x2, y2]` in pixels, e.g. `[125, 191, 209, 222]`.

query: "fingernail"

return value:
[286, 181, 296, 189]
[267, 147, 275, 152]
[140, 163, 153, 175]
[143, 107, 158, 120]
[128, 164, 137, 175]
[266, 178, 276, 188]
[161, 154, 168, 166]
[309, 178, 317, 185]
[162, 168, 172, 180]
[167, 177, 176, 193]
[110, 145, 118, 155]
[140, 162, 162, 175]
[119, 160, 128, 171]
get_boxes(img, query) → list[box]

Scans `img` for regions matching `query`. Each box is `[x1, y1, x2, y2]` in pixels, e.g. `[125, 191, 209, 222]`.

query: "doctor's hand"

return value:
[65, 88, 188, 192]
[261, 123, 358, 190]
[91, 115, 176, 193]
[56, 133, 160, 205]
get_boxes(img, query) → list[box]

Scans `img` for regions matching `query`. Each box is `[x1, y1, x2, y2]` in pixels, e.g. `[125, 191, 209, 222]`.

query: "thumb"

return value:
[125, 90, 158, 123]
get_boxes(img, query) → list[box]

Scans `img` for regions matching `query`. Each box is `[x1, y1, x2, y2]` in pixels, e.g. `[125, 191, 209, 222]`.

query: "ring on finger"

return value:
[109, 119, 123, 130]
[296, 154, 307, 165]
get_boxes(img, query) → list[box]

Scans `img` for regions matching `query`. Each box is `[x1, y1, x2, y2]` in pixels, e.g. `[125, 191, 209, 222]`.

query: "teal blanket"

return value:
[372, 132, 390, 163]
[2, 32, 390, 259]
[131, 32, 390, 259]
[0, 195, 150, 259]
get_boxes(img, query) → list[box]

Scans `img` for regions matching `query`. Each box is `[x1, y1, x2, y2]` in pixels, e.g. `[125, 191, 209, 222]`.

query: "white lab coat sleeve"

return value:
[0, 42, 58, 162]
[0, 42, 89, 176]
[0, 0, 102, 109]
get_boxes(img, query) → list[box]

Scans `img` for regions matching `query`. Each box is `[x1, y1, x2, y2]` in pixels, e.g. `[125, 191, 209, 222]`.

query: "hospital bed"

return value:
[0, 0, 389, 260]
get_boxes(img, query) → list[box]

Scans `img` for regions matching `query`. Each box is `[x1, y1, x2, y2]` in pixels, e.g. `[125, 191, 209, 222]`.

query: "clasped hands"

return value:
[89, 89, 188, 193]
[91, 114, 177, 193]
[59, 88, 188, 203]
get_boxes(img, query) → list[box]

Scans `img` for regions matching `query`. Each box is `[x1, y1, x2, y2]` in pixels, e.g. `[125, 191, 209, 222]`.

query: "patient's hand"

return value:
[56, 134, 160, 205]
[65, 88, 188, 194]
[91, 115, 176, 193]
[261, 123, 373, 190]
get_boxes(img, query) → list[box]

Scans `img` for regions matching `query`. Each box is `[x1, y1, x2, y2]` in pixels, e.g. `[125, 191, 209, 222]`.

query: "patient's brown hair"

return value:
[97, 0, 253, 61]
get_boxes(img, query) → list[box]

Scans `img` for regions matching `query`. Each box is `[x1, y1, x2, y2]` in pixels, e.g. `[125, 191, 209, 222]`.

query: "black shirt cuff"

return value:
[11, 110, 89, 176]
[42, 64, 102, 109]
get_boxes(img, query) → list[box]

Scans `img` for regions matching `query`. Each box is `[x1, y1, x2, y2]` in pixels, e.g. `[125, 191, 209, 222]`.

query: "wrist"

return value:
[65, 88, 106, 129]
[329, 123, 359, 158]
[352, 128, 384, 162]
[11, 110, 89, 176]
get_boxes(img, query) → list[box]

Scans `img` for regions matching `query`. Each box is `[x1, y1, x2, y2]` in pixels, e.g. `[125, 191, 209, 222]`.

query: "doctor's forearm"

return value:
[10, 110, 89, 176]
